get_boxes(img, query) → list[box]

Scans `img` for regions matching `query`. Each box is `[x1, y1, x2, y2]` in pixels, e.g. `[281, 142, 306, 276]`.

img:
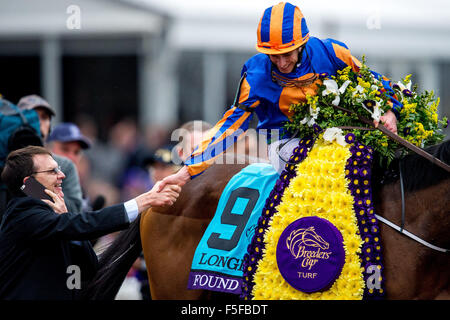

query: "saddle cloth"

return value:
[187, 163, 279, 294]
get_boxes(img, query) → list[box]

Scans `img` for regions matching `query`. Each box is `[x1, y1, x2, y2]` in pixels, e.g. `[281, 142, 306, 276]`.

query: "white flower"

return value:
[300, 105, 320, 127]
[322, 127, 340, 142]
[322, 80, 340, 106]
[307, 117, 316, 126]
[336, 134, 347, 147]
[371, 102, 383, 122]
[322, 79, 339, 96]
[353, 85, 365, 96]
[331, 96, 340, 106]
[310, 105, 320, 119]
[322, 127, 347, 147]
[339, 80, 352, 94]
[322, 79, 351, 107]
[351, 84, 366, 104]
[395, 80, 412, 91]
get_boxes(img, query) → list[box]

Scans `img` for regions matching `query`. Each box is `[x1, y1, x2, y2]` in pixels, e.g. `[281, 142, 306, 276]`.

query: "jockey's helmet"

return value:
[256, 2, 310, 55]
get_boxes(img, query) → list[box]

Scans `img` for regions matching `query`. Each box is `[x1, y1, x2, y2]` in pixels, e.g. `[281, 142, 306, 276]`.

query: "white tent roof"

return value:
[124, 0, 450, 58]
[0, 0, 163, 37]
[1, 0, 449, 58]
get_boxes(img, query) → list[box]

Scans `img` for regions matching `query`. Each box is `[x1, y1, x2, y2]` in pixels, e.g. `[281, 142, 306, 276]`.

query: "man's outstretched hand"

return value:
[135, 181, 182, 213]
[156, 165, 190, 192]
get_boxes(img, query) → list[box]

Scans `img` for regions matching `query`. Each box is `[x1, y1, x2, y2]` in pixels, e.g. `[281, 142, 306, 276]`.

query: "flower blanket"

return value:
[241, 136, 385, 300]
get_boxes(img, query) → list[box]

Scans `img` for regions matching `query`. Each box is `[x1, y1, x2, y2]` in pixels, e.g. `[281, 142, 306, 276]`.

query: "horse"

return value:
[84, 141, 450, 300]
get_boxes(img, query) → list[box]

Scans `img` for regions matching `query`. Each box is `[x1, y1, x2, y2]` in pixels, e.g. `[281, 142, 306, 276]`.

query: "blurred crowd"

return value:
[0, 93, 268, 300]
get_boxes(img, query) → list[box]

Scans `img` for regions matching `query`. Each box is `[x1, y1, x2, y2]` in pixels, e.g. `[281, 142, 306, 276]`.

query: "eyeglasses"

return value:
[33, 166, 63, 175]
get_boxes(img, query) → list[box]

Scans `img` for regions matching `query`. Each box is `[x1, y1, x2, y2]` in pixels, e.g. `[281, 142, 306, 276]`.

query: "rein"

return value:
[331, 104, 450, 173]
[374, 215, 450, 253]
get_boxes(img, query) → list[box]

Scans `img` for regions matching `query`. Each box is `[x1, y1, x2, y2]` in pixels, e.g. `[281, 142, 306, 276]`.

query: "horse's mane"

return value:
[82, 214, 143, 300]
[374, 140, 450, 192]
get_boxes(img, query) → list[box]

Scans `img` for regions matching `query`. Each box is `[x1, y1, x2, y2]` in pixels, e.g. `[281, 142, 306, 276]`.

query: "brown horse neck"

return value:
[374, 178, 450, 247]
[374, 178, 450, 299]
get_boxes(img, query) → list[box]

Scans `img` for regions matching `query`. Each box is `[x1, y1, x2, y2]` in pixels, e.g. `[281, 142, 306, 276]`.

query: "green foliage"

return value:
[285, 57, 447, 166]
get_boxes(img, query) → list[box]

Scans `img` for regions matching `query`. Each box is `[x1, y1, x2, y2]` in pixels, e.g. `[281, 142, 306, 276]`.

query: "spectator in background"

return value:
[46, 122, 99, 212]
[76, 117, 148, 205]
[74, 114, 123, 214]
[17, 95, 83, 214]
[174, 120, 212, 162]
[46, 122, 91, 172]
[114, 119, 154, 204]
[144, 145, 181, 184]
[123, 144, 182, 300]
[75, 114, 125, 188]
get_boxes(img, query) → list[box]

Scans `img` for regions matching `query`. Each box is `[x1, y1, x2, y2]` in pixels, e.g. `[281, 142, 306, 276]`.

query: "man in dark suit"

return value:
[0, 146, 180, 300]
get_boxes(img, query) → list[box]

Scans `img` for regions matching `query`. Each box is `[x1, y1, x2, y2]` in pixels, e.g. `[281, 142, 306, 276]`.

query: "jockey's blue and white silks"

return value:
[184, 36, 403, 178]
[187, 163, 279, 294]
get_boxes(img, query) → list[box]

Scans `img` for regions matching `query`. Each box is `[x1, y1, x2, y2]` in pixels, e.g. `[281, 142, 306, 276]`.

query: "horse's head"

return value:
[300, 227, 330, 250]
[287, 226, 330, 258]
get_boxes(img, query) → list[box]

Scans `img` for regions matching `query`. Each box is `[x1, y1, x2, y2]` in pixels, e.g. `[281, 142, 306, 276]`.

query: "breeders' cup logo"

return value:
[286, 226, 331, 270]
[287, 226, 330, 252]
[276, 217, 345, 293]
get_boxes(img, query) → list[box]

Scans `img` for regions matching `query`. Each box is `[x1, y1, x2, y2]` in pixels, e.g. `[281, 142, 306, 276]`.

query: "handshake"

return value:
[134, 181, 182, 213]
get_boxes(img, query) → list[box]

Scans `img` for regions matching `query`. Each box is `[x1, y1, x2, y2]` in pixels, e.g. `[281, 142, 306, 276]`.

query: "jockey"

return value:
[158, 2, 402, 189]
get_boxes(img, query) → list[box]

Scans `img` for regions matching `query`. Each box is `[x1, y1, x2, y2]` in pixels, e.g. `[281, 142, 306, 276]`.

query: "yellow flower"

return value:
[431, 112, 438, 124]
[332, 147, 350, 162]
[401, 102, 416, 115]
[416, 122, 425, 133]
[357, 77, 371, 89]
[339, 74, 349, 81]
[310, 162, 322, 176]
[337, 66, 352, 76]
[346, 235, 363, 254]
[403, 74, 412, 83]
